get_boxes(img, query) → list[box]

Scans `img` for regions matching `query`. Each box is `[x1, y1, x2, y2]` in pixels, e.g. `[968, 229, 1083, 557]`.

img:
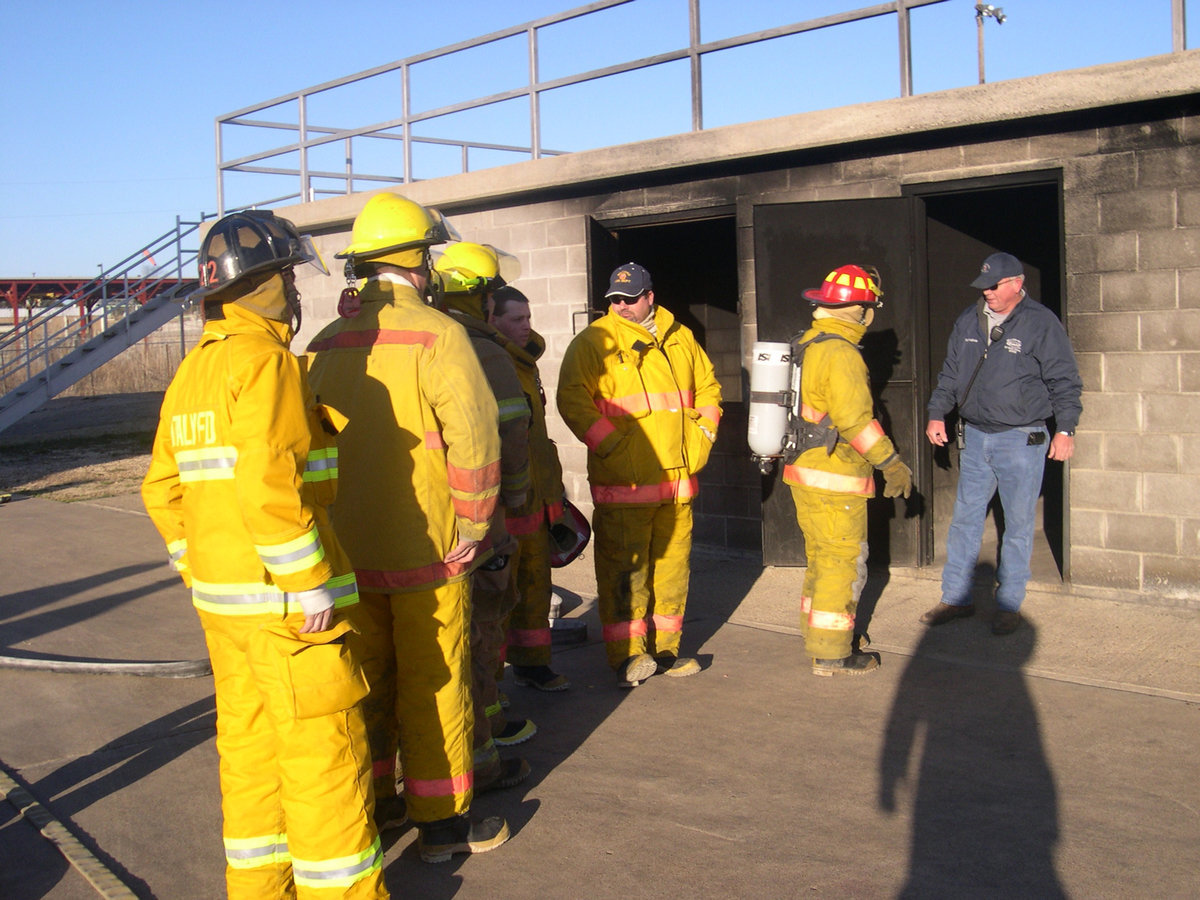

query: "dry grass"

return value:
[1, 433, 153, 502]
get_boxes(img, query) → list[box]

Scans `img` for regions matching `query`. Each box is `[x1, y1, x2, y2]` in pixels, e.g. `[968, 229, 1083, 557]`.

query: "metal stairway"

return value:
[0, 217, 206, 436]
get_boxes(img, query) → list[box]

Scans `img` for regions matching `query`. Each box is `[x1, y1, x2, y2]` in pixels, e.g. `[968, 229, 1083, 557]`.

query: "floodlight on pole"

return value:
[976, 4, 1007, 85]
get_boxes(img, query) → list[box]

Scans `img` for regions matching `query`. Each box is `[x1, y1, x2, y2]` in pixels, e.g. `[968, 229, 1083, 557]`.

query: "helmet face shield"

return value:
[295, 233, 329, 276]
[493, 246, 521, 288]
[427, 208, 461, 245]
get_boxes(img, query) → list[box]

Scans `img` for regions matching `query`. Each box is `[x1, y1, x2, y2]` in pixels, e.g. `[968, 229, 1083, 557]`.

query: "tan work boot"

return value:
[812, 651, 881, 677]
[618, 653, 657, 688]
[418, 813, 510, 863]
[654, 655, 702, 678]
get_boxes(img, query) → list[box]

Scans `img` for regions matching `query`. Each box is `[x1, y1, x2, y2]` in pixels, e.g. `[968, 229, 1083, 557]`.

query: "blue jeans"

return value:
[941, 424, 1048, 612]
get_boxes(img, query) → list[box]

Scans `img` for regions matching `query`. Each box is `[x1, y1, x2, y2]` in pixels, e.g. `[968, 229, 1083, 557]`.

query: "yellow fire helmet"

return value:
[433, 241, 522, 294]
[337, 192, 459, 268]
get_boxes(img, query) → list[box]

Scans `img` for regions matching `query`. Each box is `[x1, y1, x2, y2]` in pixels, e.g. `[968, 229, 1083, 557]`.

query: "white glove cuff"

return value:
[293, 586, 335, 617]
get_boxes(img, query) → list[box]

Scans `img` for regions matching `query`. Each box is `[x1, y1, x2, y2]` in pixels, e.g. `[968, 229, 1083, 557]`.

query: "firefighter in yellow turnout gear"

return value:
[784, 265, 913, 676]
[141, 211, 387, 898]
[488, 286, 571, 691]
[433, 242, 535, 793]
[307, 193, 509, 863]
[557, 263, 722, 687]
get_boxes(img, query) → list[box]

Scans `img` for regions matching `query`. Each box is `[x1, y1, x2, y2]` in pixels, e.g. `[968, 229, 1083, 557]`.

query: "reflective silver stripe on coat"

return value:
[303, 448, 338, 482]
[176, 447, 238, 482]
[192, 573, 359, 615]
[256, 529, 324, 575]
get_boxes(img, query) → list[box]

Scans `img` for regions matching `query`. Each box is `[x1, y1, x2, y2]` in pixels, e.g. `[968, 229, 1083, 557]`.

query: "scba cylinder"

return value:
[747, 341, 793, 460]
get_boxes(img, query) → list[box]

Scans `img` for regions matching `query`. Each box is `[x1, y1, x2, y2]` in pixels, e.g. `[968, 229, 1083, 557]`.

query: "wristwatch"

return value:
[1057, 430, 1075, 437]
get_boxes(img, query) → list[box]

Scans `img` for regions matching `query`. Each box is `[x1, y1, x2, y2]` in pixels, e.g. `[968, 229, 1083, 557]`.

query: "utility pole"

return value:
[976, 4, 1007, 84]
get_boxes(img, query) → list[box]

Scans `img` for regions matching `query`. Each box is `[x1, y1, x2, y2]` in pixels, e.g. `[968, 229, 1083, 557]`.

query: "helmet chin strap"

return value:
[288, 292, 303, 333]
[421, 250, 443, 307]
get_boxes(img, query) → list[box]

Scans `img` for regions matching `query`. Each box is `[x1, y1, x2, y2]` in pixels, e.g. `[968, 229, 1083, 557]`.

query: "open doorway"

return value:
[912, 175, 1068, 583]
[587, 213, 761, 553]
[751, 173, 1068, 582]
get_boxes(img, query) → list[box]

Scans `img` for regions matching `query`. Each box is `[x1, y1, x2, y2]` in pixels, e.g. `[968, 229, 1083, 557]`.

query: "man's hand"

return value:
[294, 586, 335, 633]
[1048, 433, 1075, 461]
[926, 419, 948, 446]
[299, 607, 333, 634]
[881, 458, 913, 499]
[443, 538, 482, 565]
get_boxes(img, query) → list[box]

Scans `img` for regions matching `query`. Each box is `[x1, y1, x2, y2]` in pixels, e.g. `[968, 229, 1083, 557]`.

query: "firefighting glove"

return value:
[880, 457, 913, 499]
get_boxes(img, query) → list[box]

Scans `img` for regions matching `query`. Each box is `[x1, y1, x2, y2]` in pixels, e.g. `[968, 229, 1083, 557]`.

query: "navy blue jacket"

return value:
[927, 294, 1082, 434]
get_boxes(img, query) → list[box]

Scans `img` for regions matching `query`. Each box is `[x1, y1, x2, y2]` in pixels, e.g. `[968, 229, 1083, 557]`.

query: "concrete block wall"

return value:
[1064, 115, 1200, 601]
[428, 195, 760, 553]
[285, 54, 1200, 601]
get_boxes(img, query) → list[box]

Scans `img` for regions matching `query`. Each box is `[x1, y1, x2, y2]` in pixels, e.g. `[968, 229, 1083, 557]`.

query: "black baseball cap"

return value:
[605, 262, 653, 299]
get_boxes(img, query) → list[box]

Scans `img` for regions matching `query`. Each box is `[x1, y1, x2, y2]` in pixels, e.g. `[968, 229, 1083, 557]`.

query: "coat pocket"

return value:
[254, 619, 369, 719]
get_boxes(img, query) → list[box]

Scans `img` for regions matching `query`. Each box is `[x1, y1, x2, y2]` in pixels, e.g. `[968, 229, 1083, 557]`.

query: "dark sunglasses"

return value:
[609, 293, 645, 306]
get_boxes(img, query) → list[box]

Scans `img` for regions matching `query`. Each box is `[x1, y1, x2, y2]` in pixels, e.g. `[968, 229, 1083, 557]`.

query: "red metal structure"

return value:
[1, 277, 194, 331]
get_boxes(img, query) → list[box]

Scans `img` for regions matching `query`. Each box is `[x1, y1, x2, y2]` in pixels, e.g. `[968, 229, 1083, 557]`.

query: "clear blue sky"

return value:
[1, 0, 1188, 278]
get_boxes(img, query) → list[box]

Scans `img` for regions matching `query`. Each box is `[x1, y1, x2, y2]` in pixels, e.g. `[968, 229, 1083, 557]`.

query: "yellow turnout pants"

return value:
[349, 582, 474, 823]
[199, 609, 386, 899]
[593, 503, 693, 669]
[791, 488, 868, 660]
[504, 522, 554, 668]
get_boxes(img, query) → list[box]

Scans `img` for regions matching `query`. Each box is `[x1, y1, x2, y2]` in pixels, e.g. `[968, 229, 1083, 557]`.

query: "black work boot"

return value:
[418, 812, 510, 863]
[372, 794, 409, 834]
[512, 664, 570, 692]
[812, 650, 881, 677]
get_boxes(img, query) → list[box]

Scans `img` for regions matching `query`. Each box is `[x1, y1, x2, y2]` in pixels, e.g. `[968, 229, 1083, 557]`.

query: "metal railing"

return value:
[215, 0, 956, 214]
[0, 217, 203, 392]
[217, 0, 1192, 215]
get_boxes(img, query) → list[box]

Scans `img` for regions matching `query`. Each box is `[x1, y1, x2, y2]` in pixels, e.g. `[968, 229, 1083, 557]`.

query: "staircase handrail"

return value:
[0, 216, 205, 387]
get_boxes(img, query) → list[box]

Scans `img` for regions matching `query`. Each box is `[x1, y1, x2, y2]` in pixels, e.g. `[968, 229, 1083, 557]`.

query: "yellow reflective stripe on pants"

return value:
[176, 446, 237, 482]
[292, 836, 383, 890]
[255, 527, 326, 577]
[192, 572, 358, 616]
[224, 833, 289, 869]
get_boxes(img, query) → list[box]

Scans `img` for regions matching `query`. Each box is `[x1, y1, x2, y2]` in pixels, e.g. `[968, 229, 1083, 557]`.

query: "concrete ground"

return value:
[2, 486, 1198, 899]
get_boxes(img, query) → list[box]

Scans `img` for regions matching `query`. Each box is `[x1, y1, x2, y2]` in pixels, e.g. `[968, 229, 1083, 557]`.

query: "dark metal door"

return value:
[753, 198, 925, 567]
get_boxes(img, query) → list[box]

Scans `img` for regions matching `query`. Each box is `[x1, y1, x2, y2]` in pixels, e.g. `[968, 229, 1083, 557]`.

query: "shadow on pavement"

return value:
[3, 696, 216, 900]
[379, 549, 764, 894]
[0, 563, 171, 647]
[879, 620, 1066, 897]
